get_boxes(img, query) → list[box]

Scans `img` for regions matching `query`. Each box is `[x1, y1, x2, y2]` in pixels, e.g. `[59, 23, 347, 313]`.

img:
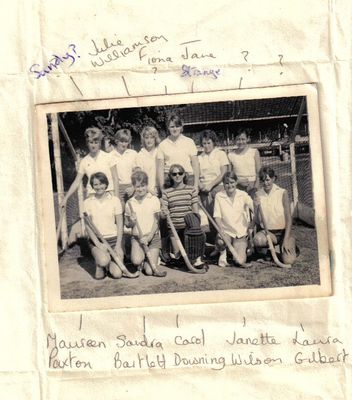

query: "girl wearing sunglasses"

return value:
[161, 164, 205, 268]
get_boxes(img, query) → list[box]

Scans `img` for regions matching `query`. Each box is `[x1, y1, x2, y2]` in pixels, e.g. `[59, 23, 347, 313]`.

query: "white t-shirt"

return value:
[213, 190, 253, 238]
[198, 148, 229, 186]
[125, 194, 160, 236]
[257, 184, 286, 230]
[83, 193, 122, 238]
[157, 134, 198, 174]
[228, 147, 257, 182]
[135, 148, 158, 190]
[110, 149, 138, 185]
[78, 150, 117, 194]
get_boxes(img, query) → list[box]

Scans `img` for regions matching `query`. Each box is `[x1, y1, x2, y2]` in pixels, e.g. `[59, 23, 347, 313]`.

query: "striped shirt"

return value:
[161, 185, 198, 229]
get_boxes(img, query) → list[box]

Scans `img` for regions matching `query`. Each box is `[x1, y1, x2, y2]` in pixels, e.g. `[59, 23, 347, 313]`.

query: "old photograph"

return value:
[35, 85, 331, 311]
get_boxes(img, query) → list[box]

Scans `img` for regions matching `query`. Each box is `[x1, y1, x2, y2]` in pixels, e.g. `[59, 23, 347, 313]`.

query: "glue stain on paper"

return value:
[29, 44, 80, 79]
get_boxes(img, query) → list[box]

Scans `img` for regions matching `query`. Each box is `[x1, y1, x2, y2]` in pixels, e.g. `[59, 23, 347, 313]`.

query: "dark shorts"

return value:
[269, 229, 285, 244]
[132, 231, 161, 250]
[169, 228, 185, 239]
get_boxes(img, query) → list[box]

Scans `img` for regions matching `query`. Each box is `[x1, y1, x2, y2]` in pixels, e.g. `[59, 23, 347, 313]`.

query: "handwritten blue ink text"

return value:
[181, 64, 221, 79]
[29, 44, 80, 79]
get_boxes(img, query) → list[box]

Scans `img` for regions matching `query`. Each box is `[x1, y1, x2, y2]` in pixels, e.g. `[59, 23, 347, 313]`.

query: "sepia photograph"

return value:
[35, 85, 331, 311]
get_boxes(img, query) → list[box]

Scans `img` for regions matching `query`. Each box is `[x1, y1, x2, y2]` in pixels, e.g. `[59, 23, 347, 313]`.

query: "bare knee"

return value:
[92, 248, 110, 267]
[235, 246, 247, 265]
[131, 251, 144, 267]
[144, 262, 153, 276]
[253, 232, 267, 248]
[282, 252, 296, 265]
[281, 237, 297, 265]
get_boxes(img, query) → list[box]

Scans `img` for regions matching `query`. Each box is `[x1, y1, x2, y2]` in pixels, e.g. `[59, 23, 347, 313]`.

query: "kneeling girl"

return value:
[125, 171, 162, 275]
[253, 167, 297, 264]
[160, 164, 205, 268]
[83, 172, 123, 280]
[213, 171, 253, 267]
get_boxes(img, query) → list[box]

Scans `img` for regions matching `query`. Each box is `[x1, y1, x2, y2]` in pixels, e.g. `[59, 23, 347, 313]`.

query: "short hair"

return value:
[222, 171, 238, 184]
[235, 128, 248, 139]
[115, 129, 132, 143]
[90, 172, 109, 187]
[140, 126, 161, 147]
[200, 129, 218, 145]
[167, 164, 188, 186]
[166, 113, 183, 128]
[85, 127, 103, 141]
[131, 170, 148, 186]
[259, 167, 277, 181]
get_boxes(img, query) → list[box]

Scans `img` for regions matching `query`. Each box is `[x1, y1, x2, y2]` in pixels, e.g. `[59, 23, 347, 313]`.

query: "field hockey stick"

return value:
[83, 213, 140, 278]
[56, 210, 67, 256]
[257, 204, 291, 269]
[166, 214, 206, 274]
[128, 203, 167, 277]
[198, 200, 247, 267]
[56, 210, 65, 243]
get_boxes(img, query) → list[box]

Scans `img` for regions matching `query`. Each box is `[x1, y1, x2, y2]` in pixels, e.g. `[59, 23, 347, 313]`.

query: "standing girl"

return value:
[228, 128, 261, 195]
[135, 126, 161, 195]
[61, 127, 119, 207]
[109, 129, 138, 207]
[157, 114, 200, 190]
[198, 129, 229, 238]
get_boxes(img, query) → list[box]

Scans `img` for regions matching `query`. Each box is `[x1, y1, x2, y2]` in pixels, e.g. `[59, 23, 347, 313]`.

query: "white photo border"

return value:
[35, 84, 331, 312]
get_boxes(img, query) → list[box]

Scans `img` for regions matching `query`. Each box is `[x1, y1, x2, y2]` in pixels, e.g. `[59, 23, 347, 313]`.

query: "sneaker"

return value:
[218, 250, 228, 267]
[160, 249, 171, 263]
[193, 256, 205, 268]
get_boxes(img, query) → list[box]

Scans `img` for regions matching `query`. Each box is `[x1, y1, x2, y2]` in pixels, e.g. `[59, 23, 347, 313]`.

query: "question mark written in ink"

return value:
[69, 44, 80, 58]
[278, 54, 283, 75]
[152, 66, 157, 74]
[241, 51, 250, 71]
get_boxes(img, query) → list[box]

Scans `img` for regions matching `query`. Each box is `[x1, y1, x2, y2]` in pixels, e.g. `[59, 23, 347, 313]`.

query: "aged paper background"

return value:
[0, 0, 351, 399]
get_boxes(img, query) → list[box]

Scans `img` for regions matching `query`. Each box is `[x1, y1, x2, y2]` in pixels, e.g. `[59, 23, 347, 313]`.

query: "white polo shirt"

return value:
[83, 193, 122, 238]
[213, 190, 253, 238]
[135, 148, 158, 190]
[125, 193, 160, 236]
[78, 150, 117, 194]
[228, 147, 257, 182]
[110, 149, 138, 185]
[157, 134, 198, 174]
[198, 148, 229, 186]
[257, 184, 286, 230]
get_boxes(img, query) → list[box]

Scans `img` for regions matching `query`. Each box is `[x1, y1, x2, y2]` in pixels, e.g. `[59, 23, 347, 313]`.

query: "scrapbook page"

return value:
[0, 0, 351, 399]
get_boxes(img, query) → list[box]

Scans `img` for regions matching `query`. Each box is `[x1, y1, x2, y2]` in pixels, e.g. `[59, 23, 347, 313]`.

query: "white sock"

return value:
[218, 250, 227, 266]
